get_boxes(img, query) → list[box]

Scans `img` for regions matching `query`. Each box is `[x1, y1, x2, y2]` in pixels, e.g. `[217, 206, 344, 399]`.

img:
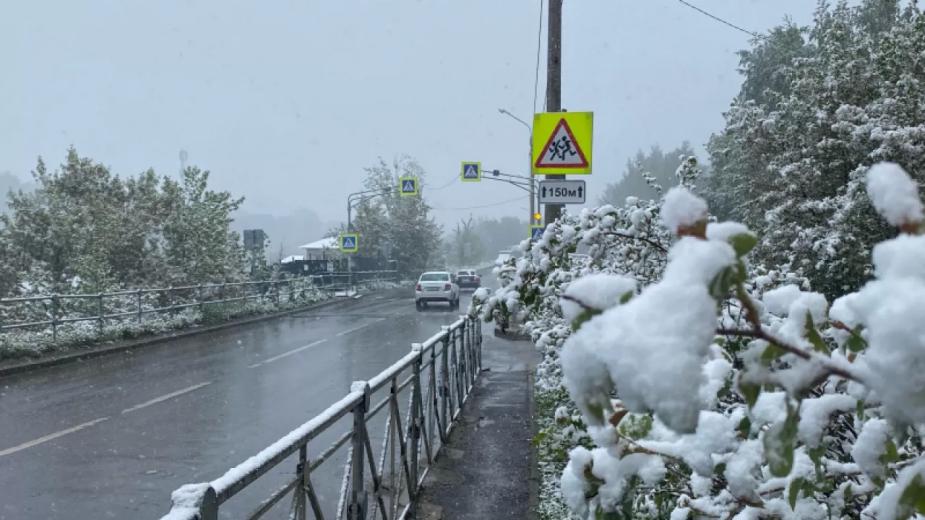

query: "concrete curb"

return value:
[0, 295, 353, 377]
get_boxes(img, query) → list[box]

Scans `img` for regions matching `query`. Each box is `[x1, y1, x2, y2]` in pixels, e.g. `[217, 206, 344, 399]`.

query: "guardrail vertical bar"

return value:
[408, 343, 423, 512]
[348, 381, 370, 520]
[136, 289, 143, 322]
[198, 284, 205, 315]
[97, 293, 104, 336]
[291, 444, 308, 520]
[428, 338, 440, 451]
[449, 326, 461, 411]
[51, 293, 58, 342]
[439, 327, 450, 440]
[201, 486, 219, 520]
[460, 317, 471, 395]
[468, 319, 476, 388]
[477, 318, 484, 370]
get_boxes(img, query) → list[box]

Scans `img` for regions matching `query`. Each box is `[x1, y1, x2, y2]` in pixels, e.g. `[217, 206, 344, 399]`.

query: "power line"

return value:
[425, 173, 459, 191]
[430, 195, 525, 211]
[675, 0, 764, 39]
[533, 0, 544, 114]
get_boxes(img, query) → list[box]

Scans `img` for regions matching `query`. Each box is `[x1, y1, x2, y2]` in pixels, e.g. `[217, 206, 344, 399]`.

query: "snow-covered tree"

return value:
[162, 166, 245, 285]
[705, 0, 925, 297]
[600, 143, 699, 207]
[350, 156, 443, 276]
[0, 148, 247, 297]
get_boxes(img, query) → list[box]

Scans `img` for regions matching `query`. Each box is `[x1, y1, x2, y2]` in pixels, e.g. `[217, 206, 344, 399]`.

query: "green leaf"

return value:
[898, 474, 925, 516]
[804, 313, 830, 354]
[789, 477, 804, 510]
[846, 325, 867, 352]
[617, 413, 653, 440]
[802, 479, 817, 498]
[739, 378, 761, 408]
[571, 308, 602, 331]
[764, 405, 799, 477]
[880, 439, 900, 465]
[761, 343, 787, 363]
[808, 445, 826, 479]
[709, 266, 738, 300]
[737, 416, 752, 438]
[729, 232, 758, 257]
[619, 290, 634, 304]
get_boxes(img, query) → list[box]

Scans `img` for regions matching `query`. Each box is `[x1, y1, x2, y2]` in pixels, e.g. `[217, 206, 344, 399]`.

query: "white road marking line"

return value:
[121, 381, 212, 414]
[335, 318, 387, 337]
[247, 339, 328, 368]
[0, 416, 110, 457]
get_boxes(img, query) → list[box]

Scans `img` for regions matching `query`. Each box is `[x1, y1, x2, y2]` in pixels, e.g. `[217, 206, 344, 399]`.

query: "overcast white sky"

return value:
[1, 1, 819, 228]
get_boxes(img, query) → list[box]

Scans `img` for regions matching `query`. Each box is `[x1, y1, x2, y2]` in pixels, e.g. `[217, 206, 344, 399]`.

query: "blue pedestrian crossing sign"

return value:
[530, 225, 544, 241]
[340, 233, 359, 253]
[399, 176, 419, 197]
[461, 161, 481, 182]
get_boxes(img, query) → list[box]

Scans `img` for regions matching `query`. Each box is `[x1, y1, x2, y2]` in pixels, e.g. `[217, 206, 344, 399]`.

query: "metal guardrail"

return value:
[161, 315, 482, 520]
[0, 271, 398, 342]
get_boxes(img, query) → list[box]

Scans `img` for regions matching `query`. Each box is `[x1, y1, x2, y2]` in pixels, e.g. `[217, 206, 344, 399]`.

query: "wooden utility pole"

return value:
[544, 0, 564, 226]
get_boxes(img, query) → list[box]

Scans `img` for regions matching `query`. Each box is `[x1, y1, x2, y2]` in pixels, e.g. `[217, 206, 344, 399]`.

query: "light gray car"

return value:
[414, 271, 460, 311]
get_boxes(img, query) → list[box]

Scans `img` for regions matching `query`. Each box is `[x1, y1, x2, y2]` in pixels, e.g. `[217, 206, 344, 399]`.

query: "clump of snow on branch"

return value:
[865, 162, 923, 228]
[660, 186, 707, 235]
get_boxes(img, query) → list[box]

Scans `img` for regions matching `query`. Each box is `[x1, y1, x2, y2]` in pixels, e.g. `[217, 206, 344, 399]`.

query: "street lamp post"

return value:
[498, 108, 538, 224]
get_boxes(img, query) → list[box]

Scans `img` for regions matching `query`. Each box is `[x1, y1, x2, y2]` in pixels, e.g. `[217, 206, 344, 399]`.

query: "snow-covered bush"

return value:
[473, 158, 697, 518]
[478, 161, 925, 519]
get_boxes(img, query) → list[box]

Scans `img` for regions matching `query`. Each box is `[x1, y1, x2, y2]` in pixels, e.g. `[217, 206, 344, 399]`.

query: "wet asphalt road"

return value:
[0, 285, 485, 519]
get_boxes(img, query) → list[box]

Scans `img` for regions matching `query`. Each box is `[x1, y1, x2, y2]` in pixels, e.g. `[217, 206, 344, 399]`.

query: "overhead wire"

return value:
[425, 173, 459, 191]
[675, 0, 765, 39]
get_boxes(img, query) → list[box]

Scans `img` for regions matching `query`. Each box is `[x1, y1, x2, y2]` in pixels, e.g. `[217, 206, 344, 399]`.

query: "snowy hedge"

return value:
[475, 161, 925, 519]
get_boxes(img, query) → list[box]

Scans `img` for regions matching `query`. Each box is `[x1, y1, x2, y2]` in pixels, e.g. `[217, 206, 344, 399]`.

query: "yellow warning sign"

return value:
[531, 112, 593, 175]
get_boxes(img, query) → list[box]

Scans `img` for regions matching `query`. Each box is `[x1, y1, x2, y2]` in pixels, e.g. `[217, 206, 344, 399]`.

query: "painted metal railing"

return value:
[161, 315, 483, 520]
[0, 271, 398, 342]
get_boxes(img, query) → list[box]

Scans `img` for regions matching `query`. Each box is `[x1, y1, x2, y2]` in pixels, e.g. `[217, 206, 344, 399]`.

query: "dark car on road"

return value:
[455, 270, 481, 289]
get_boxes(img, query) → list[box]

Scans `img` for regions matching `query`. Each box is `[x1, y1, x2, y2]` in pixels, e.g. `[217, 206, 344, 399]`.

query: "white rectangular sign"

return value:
[538, 180, 586, 204]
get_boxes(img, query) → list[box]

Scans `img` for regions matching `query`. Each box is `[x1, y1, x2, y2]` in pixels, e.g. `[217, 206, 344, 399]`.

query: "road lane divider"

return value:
[247, 339, 328, 368]
[335, 317, 387, 337]
[121, 381, 213, 415]
[0, 416, 110, 458]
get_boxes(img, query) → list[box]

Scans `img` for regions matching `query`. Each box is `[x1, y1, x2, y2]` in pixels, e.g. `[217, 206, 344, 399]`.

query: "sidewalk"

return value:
[417, 331, 540, 519]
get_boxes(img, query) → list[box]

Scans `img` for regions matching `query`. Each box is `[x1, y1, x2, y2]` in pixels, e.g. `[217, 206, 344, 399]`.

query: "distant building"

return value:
[279, 237, 343, 275]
